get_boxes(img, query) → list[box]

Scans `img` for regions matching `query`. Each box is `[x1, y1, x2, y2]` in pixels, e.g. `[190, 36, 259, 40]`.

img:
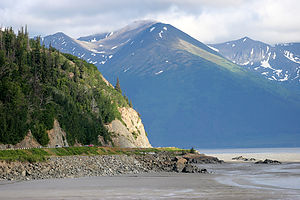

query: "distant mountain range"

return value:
[42, 20, 300, 148]
[209, 37, 300, 88]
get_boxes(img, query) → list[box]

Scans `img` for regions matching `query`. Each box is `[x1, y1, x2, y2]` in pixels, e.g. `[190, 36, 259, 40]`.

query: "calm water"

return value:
[197, 147, 300, 154]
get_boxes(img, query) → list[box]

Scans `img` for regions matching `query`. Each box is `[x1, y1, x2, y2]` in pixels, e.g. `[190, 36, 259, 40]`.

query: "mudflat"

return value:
[1, 170, 299, 200]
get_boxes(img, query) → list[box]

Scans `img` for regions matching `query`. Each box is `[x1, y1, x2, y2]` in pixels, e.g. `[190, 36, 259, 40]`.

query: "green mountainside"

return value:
[0, 28, 131, 146]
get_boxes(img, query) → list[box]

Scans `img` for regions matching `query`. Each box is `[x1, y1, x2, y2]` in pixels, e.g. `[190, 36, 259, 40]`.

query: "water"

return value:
[197, 147, 300, 154]
[196, 147, 300, 195]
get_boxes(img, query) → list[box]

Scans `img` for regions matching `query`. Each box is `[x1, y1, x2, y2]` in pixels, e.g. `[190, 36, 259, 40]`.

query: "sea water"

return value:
[197, 147, 300, 193]
[197, 147, 300, 154]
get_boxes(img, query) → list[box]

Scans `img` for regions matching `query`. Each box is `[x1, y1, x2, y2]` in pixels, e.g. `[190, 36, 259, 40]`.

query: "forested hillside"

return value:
[0, 27, 131, 146]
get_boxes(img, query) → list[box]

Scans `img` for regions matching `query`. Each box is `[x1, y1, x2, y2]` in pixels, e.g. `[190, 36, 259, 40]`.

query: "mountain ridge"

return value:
[210, 37, 300, 86]
[41, 21, 300, 148]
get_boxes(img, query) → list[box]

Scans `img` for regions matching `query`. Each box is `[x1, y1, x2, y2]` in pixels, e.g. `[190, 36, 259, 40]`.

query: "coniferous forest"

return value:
[0, 27, 130, 146]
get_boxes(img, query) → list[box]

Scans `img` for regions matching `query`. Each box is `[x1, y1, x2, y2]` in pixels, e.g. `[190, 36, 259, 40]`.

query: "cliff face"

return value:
[0, 120, 69, 149]
[0, 110, 151, 149]
[47, 119, 69, 148]
[104, 107, 151, 148]
[0, 131, 40, 149]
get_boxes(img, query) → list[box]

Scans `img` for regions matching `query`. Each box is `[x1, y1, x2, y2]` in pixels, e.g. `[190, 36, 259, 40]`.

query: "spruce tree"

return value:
[115, 77, 122, 94]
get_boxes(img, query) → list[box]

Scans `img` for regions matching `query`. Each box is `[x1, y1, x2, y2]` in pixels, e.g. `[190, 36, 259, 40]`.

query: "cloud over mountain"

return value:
[1, 0, 300, 44]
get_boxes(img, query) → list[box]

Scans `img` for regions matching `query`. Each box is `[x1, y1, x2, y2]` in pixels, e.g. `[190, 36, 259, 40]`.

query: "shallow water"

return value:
[196, 162, 300, 197]
[197, 147, 300, 154]
[196, 147, 300, 198]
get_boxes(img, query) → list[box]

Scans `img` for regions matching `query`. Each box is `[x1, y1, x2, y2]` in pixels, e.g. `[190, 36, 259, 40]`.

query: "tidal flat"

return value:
[1, 148, 300, 199]
[1, 166, 300, 200]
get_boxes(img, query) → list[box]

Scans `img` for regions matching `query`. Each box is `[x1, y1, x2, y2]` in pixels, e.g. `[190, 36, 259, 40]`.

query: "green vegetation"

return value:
[0, 27, 130, 146]
[132, 131, 138, 139]
[189, 147, 196, 154]
[176, 39, 246, 74]
[49, 146, 100, 156]
[0, 147, 188, 162]
[115, 77, 122, 93]
[0, 148, 49, 163]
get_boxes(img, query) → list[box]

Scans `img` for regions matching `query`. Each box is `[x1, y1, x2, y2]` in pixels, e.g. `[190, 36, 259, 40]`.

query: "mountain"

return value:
[42, 21, 300, 148]
[43, 20, 156, 67]
[209, 37, 300, 87]
[0, 28, 151, 149]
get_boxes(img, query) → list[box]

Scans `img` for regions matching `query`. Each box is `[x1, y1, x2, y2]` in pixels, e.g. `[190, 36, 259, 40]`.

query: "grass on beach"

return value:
[0, 147, 187, 163]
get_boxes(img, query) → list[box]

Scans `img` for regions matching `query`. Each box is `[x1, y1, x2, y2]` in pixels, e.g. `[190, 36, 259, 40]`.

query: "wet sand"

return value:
[1, 170, 299, 200]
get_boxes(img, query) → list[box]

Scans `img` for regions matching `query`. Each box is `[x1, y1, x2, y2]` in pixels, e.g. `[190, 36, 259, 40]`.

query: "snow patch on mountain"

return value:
[106, 32, 114, 38]
[241, 61, 250, 66]
[155, 70, 163, 75]
[150, 27, 155, 32]
[284, 50, 300, 64]
[279, 74, 289, 82]
[123, 67, 130, 72]
[274, 69, 282, 76]
[207, 45, 219, 52]
[158, 30, 163, 38]
[260, 53, 274, 70]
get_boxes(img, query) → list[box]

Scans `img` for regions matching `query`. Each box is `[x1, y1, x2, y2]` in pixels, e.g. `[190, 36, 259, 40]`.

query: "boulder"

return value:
[173, 157, 187, 172]
[182, 164, 208, 173]
[255, 159, 281, 164]
[183, 153, 223, 164]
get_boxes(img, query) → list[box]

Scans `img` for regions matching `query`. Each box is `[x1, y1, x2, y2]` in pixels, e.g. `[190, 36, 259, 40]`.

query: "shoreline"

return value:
[205, 152, 300, 163]
[0, 151, 222, 181]
[1, 149, 300, 199]
[198, 148, 300, 163]
[1, 171, 299, 200]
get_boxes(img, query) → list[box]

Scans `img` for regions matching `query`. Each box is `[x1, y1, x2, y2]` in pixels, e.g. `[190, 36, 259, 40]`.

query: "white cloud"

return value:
[0, 0, 300, 44]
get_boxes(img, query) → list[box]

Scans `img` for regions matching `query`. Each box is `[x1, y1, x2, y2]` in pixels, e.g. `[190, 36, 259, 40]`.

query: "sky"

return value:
[0, 0, 300, 44]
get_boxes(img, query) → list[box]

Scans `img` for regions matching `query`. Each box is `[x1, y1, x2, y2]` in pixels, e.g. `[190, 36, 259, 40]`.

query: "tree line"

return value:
[0, 27, 130, 146]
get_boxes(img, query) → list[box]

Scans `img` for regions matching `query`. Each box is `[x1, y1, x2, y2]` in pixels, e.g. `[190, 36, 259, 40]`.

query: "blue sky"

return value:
[1, 0, 299, 44]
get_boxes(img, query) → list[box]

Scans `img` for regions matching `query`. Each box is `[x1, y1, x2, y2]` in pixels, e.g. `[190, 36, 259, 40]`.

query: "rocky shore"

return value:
[0, 152, 223, 181]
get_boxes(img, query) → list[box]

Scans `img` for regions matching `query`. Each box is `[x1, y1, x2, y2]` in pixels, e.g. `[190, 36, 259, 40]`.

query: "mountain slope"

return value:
[0, 28, 150, 148]
[43, 20, 156, 67]
[210, 37, 300, 86]
[42, 21, 300, 148]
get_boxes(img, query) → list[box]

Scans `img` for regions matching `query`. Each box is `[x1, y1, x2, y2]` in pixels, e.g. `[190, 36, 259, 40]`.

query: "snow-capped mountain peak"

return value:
[210, 37, 300, 84]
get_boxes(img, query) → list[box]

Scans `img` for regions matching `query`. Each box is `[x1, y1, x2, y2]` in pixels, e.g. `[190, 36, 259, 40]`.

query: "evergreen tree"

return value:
[115, 77, 122, 94]
[0, 27, 131, 147]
